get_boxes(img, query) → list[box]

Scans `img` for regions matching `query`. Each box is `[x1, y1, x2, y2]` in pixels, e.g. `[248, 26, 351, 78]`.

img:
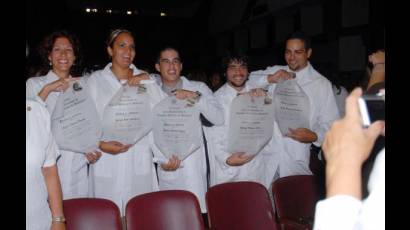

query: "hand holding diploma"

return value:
[285, 127, 318, 143]
[267, 69, 295, 84]
[38, 77, 80, 101]
[99, 141, 132, 155]
[160, 155, 182, 171]
[172, 89, 200, 100]
[85, 150, 102, 164]
[226, 152, 255, 166]
[127, 72, 150, 86]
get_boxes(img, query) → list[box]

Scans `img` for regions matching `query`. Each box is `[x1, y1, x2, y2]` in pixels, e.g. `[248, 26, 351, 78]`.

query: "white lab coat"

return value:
[152, 76, 224, 213]
[86, 63, 166, 216]
[205, 83, 280, 189]
[248, 63, 340, 176]
[26, 99, 59, 230]
[313, 148, 385, 230]
[26, 71, 89, 199]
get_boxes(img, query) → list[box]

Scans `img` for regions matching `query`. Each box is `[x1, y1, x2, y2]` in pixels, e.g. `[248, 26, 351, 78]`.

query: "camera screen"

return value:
[365, 98, 385, 123]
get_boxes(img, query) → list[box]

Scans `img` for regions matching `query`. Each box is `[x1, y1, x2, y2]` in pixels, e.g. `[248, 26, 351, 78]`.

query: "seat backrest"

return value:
[126, 190, 204, 230]
[271, 175, 320, 227]
[206, 181, 279, 230]
[63, 198, 122, 230]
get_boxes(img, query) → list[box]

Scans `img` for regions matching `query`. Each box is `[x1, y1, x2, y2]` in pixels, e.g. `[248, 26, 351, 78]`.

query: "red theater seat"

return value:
[63, 198, 122, 230]
[126, 190, 204, 230]
[206, 181, 279, 230]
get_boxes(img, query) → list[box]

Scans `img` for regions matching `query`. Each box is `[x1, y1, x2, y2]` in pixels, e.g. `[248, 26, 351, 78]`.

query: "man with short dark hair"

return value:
[153, 46, 224, 213]
[248, 31, 340, 177]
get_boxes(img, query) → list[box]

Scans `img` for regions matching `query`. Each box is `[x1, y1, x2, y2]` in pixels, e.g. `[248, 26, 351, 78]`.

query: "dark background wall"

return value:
[26, 0, 384, 90]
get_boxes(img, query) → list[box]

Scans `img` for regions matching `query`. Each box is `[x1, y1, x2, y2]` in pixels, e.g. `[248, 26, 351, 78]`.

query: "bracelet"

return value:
[52, 216, 66, 223]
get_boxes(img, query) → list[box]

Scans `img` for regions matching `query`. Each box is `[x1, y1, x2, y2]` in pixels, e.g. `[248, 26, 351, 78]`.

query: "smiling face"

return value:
[107, 32, 136, 69]
[155, 49, 183, 86]
[285, 38, 312, 72]
[226, 60, 248, 90]
[48, 37, 76, 75]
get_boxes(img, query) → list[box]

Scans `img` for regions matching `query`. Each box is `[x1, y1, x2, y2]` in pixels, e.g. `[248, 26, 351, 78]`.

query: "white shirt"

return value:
[26, 99, 58, 230]
[248, 63, 340, 176]
[152, 76, 224, 213]
[87, 63, 166, 216]
[26, 71, 90, 199]
[313, 148, 385, 230]
[205, 83, 280, 189]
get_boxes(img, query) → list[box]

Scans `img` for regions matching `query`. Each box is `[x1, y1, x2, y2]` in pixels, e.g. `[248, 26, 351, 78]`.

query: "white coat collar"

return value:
[102, 62, 141, 75]
[224, 82, 249, 96]
[156, 75, 191, 88]
[44, 70, 65, 82]
[180, 76, 194, 89]
[101, 63, 141, 87]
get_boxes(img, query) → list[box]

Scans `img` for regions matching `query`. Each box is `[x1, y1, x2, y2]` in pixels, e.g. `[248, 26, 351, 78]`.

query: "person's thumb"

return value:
[365, 120, 385, 142]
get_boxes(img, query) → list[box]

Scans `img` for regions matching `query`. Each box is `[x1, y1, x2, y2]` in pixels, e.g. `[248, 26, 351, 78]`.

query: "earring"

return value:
[49, 62, 52, 66]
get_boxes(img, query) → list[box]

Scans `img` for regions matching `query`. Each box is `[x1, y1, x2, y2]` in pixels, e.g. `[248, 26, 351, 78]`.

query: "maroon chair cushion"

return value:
[63, 198, 122, 230]
[126, 190, 204, 230]
[206, 181, 279, 230]
[272, 175, 320, 230]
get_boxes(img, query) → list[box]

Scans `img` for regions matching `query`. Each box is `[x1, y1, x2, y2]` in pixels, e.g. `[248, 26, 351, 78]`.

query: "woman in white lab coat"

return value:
[26, 99, 65, 230]
[26, 30, 101, 200]
[86, 29, 166, 216]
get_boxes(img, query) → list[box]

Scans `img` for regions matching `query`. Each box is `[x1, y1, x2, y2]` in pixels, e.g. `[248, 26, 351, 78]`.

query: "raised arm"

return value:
[194, 82, 225, 126]
[248, 65, 294, 89]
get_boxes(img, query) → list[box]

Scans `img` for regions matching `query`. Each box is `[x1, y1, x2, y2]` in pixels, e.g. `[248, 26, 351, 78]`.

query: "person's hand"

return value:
[368, 50, 385, 66]
[86, 150, 102, 164]
[248, 88, 267, 97]
[99, 141, 132, 155]
[47, 77, 80, 92]
[160, 155, 181, 171]
[172, 89, 198, 100]
[226, 152, 255, 166]
[285, 128, 318, 143]
[50, 222, 65, 230]
[46, 78, 71, 92]
[323, 88, 385, 167]
[368, 50, 385, 74]
[128, 72, 150, 86]
[267, 70, 295, 84]
[38, 77, 79, 101]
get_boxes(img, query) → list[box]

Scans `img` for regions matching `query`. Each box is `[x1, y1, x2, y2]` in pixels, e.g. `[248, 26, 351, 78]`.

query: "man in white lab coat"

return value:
[205, 53, 280, 189]
[152, 47, 224, 213]
[248, 31, 340, 177]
